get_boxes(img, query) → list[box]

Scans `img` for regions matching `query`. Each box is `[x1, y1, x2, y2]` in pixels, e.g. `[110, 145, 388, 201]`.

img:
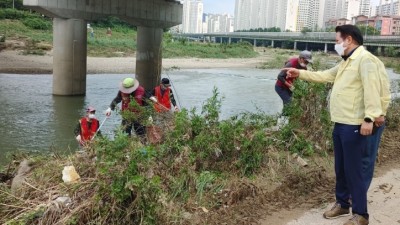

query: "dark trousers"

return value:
[333, 123, 368, 219]
[275, 84, 292, 116]
[363, 124, 385, 190]
[122, 119, 145, 137]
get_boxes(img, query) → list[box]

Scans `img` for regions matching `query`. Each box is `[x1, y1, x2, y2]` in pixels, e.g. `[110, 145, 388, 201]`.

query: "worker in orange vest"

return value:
[149, 78, 178, 112]
[74, 106, 100, 145]
[105, 77, 147, 137]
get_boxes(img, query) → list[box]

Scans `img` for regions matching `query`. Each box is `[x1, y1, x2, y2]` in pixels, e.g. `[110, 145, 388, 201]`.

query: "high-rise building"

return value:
[182, 0, 203, 33]
[275, 0, 289, 30]
[323, 0, 369, 27]
[343, 0, 361, 20]
[376, 0, 400, 16]
[207, 14, 234, 33]
[285, 0, 299, 31]
[297, 0, 325, 31]
[234, 0, 288, 31]
[360, 0, 371, 16]
[323, 0, 340, 25]
[234, 0, 255, 31]
[202, 13, 209, 33]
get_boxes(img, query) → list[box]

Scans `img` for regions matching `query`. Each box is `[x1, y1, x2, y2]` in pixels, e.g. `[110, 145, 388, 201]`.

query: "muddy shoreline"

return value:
[0, 50, 271, 74]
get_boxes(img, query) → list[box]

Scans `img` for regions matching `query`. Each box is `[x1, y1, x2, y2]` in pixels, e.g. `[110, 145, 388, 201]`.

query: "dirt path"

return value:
[0, 50, 271, 74]
[285, 168, 400, 225]
[258, 130, 400, 225]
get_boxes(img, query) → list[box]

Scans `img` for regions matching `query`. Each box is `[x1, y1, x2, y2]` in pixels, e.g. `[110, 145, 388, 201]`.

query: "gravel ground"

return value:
[0, 50, 270, 74]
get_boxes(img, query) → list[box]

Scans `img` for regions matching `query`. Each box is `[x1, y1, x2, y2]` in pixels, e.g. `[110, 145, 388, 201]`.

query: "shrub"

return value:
[0, 0, 24, 10]
[0, 8, 28, 19]
[92, 16, 135, 29]
[22, 17, 52, 30]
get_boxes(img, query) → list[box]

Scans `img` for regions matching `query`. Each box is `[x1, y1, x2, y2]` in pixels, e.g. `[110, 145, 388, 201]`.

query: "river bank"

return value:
[0, 49, 272, 74]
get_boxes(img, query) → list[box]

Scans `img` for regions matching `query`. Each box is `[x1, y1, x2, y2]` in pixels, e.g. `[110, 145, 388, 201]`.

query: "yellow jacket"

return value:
[299, 46, 391, 125]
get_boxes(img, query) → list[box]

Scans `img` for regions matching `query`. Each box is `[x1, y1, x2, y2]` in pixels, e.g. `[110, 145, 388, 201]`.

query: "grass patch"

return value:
[0, 19, 52, 43]
[163, 41, 258, 58]
[0, 19, 257, 58]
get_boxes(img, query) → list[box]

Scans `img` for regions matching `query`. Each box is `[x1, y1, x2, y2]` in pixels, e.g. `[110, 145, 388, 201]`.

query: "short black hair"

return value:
[335, 25, 363, 45]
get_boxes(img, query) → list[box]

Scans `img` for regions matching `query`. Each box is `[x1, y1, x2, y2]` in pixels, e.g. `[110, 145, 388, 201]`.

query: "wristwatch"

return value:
[364, 118, 373, 123]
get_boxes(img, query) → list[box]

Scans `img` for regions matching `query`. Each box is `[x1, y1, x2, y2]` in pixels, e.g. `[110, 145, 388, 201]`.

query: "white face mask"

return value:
[88, 114, 96, 119]
[334, 42, 346, 56]
[300, 62, 307, 68]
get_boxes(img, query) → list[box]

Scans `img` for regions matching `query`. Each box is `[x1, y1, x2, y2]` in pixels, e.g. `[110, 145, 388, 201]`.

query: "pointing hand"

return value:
[281, 68, 300, 79]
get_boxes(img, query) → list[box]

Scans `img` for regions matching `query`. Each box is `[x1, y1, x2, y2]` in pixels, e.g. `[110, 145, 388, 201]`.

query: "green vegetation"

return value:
[357, 25, 380, 36]
[377, 55, 400, 73]
[0, 8, 52, 30]
[0, 88, 314, 224]
[0, 9, 258, 58]
[236, 27, 281, 32]
[301, 27, 313, 34]
[1, 78, 400, 224]
[0, 18, 52, 42]
[1, 8, 400, 66]
[0, 0, 24, 10]
[163, 40, 257, 58]
[87, 27, 137, 57]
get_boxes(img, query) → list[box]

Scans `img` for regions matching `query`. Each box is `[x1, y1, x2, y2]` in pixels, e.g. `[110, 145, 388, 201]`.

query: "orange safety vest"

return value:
[121, 86, 145, 112]
[154, 86, 171, 112]
[80, 118, 99, 141]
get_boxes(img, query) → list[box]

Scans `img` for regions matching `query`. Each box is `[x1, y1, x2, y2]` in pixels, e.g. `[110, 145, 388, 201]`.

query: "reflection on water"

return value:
[0, 68, 399, 165]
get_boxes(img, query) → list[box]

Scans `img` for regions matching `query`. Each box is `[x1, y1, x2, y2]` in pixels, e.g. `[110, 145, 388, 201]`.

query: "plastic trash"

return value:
[55, 196, 72, 206]
[292, 153, 308, 167]
[62, 166, 80, 183]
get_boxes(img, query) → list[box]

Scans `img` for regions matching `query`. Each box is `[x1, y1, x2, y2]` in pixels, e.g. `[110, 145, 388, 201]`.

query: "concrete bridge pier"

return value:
[294, 41, 297, 50]
[135, 26, 163, 91]
[53, 18, 87, 96]
[271, 40, 275, 48]
[324, 43, 328, 53]
[228, 37, 231, 44]
[380, 46, 386, 56]
[253, 39, 257, 47]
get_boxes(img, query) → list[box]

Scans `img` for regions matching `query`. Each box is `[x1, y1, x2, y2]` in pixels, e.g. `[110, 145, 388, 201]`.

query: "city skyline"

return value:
[202, 0, 384, 15]
[181, 0, 400, 34]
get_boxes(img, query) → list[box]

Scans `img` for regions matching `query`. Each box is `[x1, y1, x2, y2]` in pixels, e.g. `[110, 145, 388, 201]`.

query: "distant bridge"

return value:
[175, 32, 400, 52]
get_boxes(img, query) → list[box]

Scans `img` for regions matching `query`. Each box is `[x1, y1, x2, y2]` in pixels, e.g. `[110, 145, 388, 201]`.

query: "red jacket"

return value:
[154, 86, 171, 112]
[121, 86, 145, 112]
[276, 58, 306, 89]
[80, 118, 99, 141]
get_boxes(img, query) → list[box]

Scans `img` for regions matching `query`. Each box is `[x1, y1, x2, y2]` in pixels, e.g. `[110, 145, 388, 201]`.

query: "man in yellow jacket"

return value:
[283, 25, 390, 225]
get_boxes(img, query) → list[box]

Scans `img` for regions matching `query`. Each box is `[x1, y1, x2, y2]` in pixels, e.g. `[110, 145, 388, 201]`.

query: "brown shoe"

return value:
[343, 214, 369, 225]
[323, 203, 350, 219]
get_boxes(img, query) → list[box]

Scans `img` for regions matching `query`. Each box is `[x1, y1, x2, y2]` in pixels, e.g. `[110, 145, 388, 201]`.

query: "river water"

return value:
[0, 68, 399, 165]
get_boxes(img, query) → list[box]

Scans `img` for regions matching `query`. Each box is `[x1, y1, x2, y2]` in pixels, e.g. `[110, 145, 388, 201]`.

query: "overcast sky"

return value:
[203, 0, 235, 15]
[202, 0, 384, 15]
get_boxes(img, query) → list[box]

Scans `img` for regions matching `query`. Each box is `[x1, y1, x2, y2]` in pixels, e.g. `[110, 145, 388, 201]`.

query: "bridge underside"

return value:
[23, 0, 182, 95]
